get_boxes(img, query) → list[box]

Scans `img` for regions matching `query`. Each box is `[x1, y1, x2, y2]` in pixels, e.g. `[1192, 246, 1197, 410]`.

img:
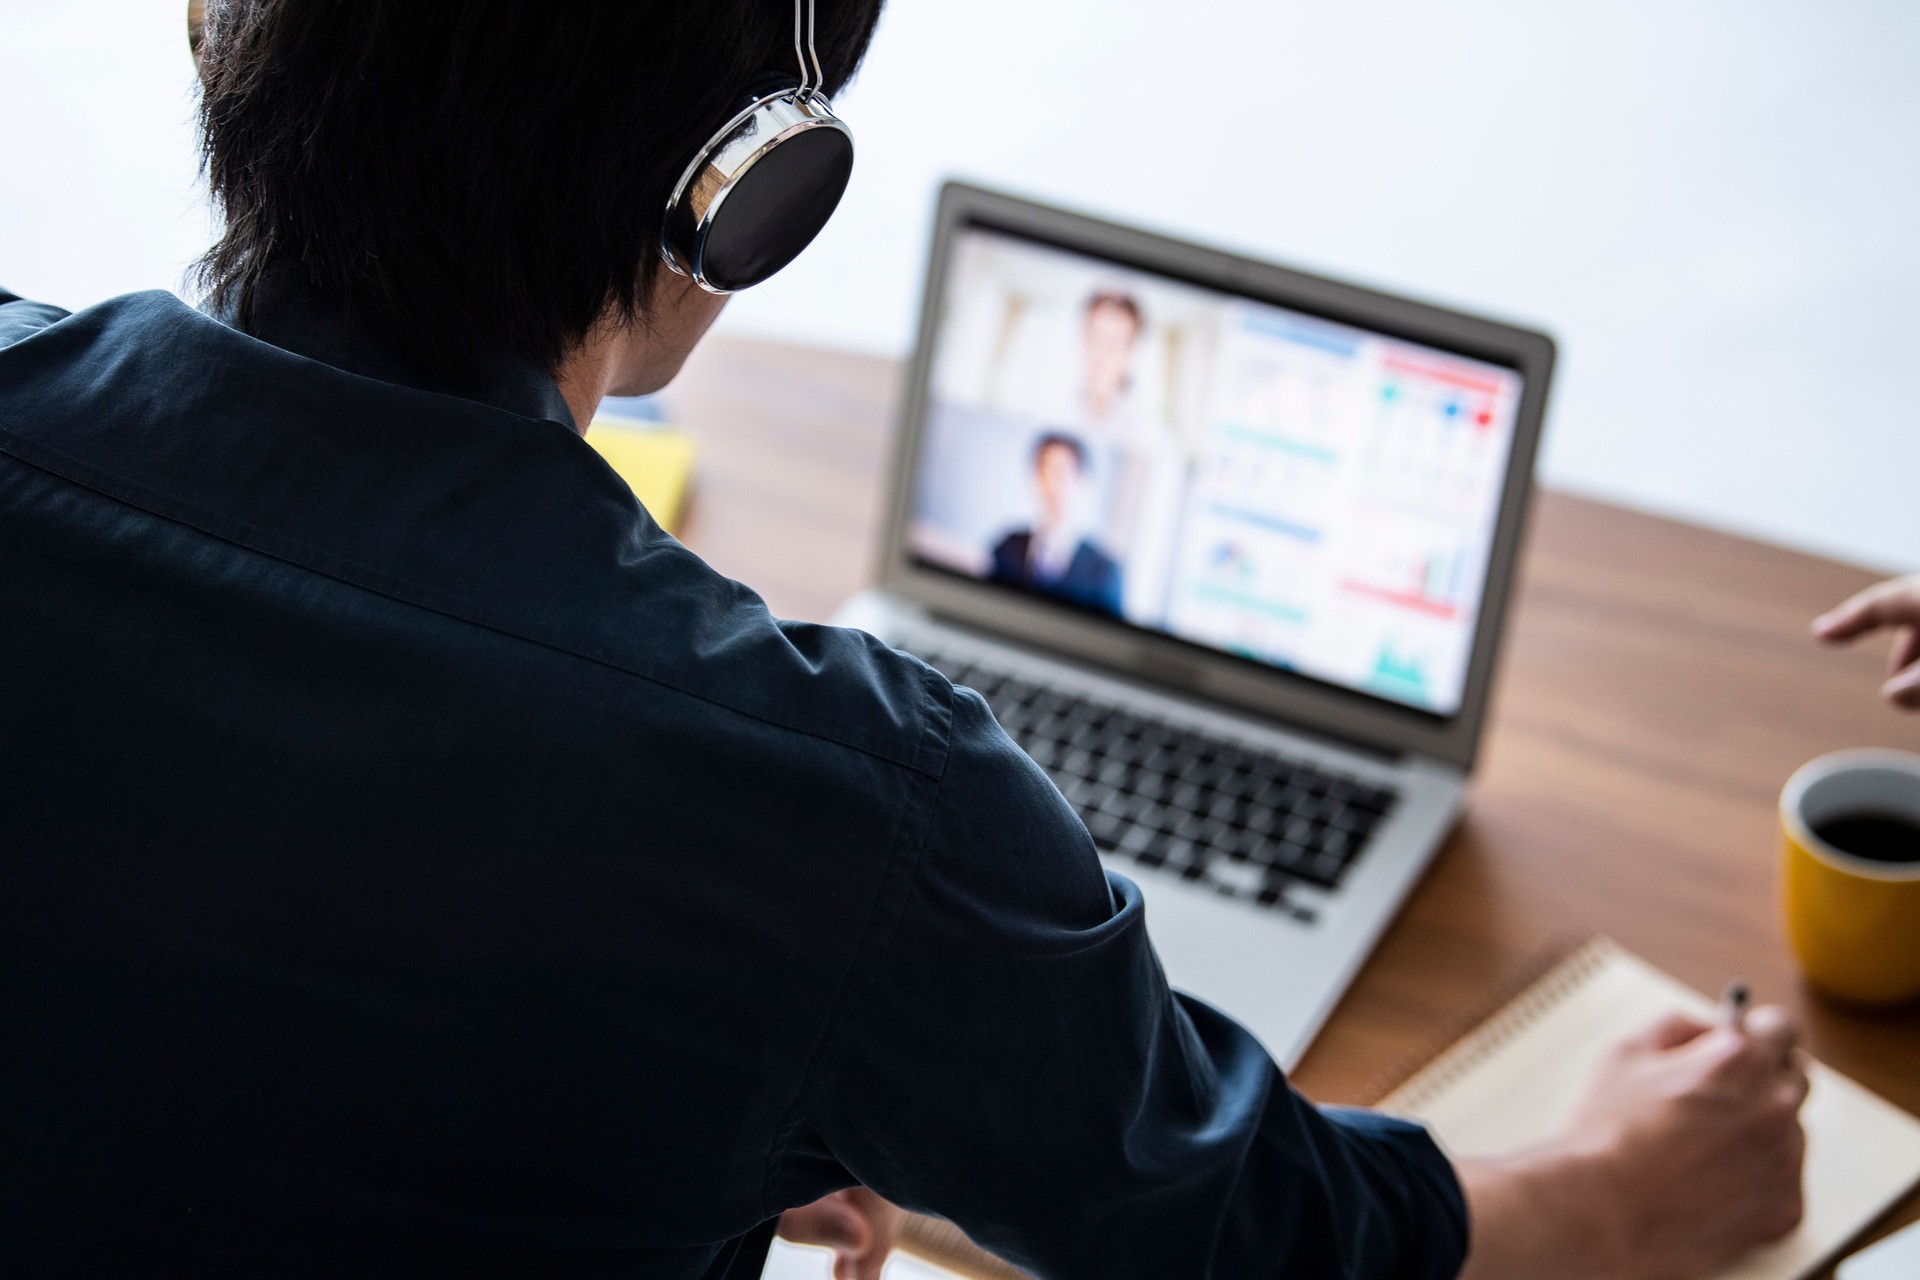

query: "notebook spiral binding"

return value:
[1381, 937, 1618, 1115]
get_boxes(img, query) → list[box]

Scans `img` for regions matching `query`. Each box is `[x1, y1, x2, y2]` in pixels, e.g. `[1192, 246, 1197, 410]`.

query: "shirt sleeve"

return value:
[788, 685, 1469, 1279]
[0, 289, 71, 351]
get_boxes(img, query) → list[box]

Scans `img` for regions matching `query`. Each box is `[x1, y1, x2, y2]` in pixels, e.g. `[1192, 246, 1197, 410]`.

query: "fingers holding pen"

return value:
[1685, 1001, 1802, 1100]
[1738, 1002, 1800, 1069]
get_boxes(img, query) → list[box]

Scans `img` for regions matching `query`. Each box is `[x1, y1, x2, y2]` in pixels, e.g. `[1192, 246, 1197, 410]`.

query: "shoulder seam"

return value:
[0, 428, 953, 779]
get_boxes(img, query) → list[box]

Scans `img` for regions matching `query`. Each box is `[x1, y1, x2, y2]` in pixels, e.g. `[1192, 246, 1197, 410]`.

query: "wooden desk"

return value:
[661, 334, 1920, 1262]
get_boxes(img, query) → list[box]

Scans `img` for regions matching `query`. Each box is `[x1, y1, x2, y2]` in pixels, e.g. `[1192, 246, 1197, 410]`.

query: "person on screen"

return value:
[0, 3, 1809, 1279]
[1080, 289, 1144, 433]
[989, 432, 1125, 616]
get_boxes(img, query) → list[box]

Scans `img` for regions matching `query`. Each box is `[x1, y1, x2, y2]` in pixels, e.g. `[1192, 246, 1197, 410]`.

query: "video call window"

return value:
[908, 225, 1524, 718]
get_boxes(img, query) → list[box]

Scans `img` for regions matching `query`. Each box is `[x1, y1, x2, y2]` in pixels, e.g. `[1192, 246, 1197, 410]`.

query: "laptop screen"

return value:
[906, 223, 1526, 718]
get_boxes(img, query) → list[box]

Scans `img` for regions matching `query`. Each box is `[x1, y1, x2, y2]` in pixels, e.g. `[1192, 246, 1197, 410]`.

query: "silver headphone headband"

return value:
[794, 0, 824, 102]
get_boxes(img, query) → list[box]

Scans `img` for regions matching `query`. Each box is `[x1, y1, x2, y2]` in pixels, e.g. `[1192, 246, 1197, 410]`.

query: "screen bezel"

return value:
[880, 181, 1556, 770]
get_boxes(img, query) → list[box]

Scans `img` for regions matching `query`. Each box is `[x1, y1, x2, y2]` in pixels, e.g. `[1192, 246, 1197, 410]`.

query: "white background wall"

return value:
[4, 1, 1916, 570]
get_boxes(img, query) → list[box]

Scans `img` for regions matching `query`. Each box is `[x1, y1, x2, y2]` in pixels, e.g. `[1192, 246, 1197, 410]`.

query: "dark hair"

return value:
[1033, 431, 1088, 472]
[1084, 290, 1143, 333]
[193, 1, 885, 376]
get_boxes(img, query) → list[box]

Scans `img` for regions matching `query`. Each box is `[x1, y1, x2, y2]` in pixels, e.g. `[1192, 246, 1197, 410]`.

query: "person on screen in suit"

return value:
[1816, 574, 1920, 708]
[0, 3, 1810, 1279]
[989, 431, 1125, 616]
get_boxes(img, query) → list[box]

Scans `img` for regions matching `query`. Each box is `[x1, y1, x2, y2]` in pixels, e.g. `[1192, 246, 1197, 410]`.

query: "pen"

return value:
[1721, 980, 1750, 1034]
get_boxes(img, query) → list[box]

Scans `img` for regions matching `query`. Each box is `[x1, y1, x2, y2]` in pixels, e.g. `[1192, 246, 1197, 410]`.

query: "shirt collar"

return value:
[206, 267, 578, 432]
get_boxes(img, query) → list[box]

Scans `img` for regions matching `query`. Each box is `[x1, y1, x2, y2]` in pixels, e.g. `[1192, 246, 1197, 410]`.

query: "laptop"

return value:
[833, 182, 1555, 1068]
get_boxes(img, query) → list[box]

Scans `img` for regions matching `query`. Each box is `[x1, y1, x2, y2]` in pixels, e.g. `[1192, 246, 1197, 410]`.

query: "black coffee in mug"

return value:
[1812, 810, 1920, 864]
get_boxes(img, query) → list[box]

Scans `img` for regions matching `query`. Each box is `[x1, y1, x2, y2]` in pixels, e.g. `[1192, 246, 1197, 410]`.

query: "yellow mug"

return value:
[1781, 748, 1920, 1006]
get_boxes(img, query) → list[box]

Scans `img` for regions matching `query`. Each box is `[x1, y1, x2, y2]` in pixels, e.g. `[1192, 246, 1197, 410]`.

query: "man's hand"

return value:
[1814, 575, 1920, 709]
[1458, 1006, 1809, 1280]
[777, 1187, 903, 1280]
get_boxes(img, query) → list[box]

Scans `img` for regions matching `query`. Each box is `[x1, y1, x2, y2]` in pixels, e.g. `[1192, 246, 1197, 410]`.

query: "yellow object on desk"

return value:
[586, 420, 696, 534]
[1780, 749, 1920, 1006]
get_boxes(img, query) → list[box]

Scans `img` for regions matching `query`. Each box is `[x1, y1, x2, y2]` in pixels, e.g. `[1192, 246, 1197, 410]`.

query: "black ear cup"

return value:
[685, 115, 852, 292]
[661, 82, 854, 294]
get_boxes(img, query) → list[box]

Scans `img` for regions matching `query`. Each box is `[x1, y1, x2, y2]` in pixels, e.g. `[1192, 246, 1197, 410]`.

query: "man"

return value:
[988, 432, 1125, 616]
[0, 4, 1807, 1278]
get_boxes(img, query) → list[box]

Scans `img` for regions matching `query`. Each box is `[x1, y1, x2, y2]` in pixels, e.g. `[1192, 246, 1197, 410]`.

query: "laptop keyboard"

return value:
[917, 646, 1400, 922]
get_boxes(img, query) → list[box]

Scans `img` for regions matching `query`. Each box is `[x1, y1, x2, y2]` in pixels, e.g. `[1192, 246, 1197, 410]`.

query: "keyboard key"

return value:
[1261, 867, 1299, 898]
[1218, 827, 1256, 861]
[1142, 742, 1177, 768]
[1135, 802, 1173, 832]
[1264, 840, 1315, 874]
[1210, 858, 1265, 898]
[1252, 779, 1291, 809]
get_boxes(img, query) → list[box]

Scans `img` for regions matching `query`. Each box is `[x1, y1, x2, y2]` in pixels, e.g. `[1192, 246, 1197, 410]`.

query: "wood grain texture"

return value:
[656, 335, 1920, 1270]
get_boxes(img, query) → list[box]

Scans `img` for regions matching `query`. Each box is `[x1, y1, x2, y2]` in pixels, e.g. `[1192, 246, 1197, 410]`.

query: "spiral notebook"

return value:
[1379, 938, 1920, 1280]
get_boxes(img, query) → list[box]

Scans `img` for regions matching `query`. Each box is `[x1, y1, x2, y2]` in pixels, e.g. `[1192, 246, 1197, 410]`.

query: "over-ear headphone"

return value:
[660, 0, 855, 294]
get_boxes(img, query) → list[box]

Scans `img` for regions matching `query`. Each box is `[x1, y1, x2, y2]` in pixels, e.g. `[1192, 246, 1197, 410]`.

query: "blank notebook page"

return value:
[1380, 938, 1920, 1280]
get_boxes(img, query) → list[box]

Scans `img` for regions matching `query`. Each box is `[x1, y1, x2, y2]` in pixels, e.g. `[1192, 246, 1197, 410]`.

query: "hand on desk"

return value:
[778, 1186, 904, 1280]
[1815, 575, 1920, 709]
[1459, 1004, 1809, 1280]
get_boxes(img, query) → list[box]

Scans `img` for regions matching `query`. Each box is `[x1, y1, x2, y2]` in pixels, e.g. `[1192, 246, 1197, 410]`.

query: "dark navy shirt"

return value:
[0, 284, 1468, 1279]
